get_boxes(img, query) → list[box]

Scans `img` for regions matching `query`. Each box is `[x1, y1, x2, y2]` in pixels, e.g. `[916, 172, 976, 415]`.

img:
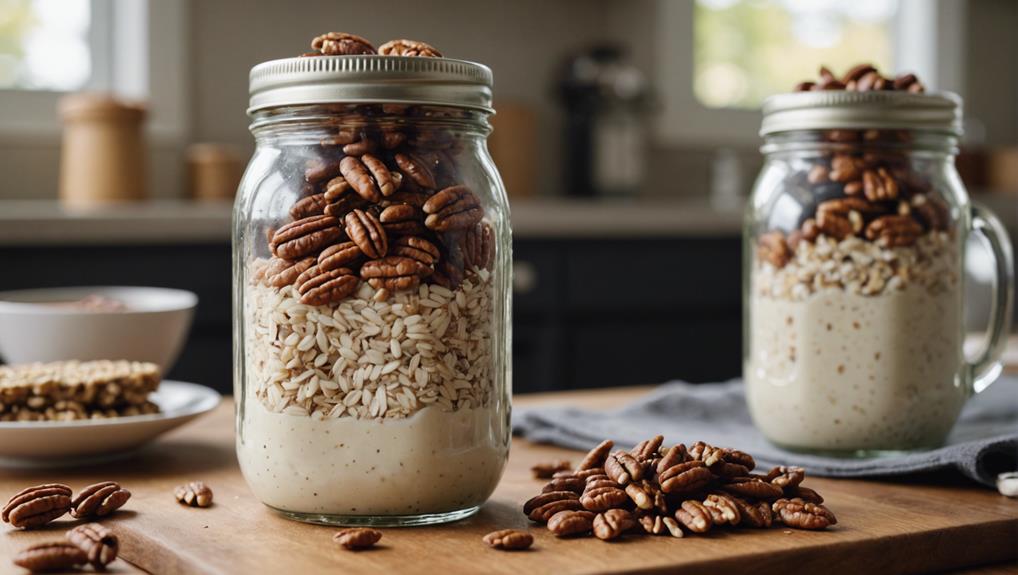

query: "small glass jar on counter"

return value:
[233, 51, 511, 525]
[745, 85, 1014, 454]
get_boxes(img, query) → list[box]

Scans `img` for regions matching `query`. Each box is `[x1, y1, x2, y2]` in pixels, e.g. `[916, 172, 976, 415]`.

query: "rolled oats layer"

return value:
[247, 265, 494, 420]
[754, 231, 958, 301]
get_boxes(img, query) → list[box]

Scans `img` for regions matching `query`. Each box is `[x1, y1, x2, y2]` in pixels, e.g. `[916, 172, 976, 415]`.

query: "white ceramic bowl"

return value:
[0, 286, 197, 371]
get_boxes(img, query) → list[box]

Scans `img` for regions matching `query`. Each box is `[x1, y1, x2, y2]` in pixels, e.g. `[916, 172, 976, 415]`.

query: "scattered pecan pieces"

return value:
[482, 529, 533, 550]
[334, 527, 382, 550]
[531, 460, 572, 479]
[2, 483, 72, 529]
[70, 481, 131, 519]
[174, 481, 213, 508]
[67, 522, 119, 569]
[13, 542, 87, 572]
[378, 39, 443, 58]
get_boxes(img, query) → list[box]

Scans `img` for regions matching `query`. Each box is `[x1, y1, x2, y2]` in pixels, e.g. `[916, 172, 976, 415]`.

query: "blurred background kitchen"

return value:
[0, 0, 1015, 394]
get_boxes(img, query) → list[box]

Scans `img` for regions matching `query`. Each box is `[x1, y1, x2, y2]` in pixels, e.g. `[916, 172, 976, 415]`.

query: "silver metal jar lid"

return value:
[760, 90, 963, 137]
[248, 56, 494, 115]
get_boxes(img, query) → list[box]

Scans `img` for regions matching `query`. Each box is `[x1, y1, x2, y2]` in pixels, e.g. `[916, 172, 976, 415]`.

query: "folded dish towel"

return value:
[513, 376, 1018, 487]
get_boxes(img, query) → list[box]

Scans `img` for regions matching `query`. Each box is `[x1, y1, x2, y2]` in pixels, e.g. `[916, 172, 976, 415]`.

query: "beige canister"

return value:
[187, 143, 243, 201]
[58, 93, 146, 205]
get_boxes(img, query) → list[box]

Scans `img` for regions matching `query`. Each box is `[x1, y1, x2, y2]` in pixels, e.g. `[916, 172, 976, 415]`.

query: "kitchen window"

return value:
[657, 0, 966, 143]
[0, 0, 186, 139]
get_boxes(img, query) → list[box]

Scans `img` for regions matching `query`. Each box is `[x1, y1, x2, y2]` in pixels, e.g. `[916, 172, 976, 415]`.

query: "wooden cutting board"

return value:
[1, 387, 1016, 575]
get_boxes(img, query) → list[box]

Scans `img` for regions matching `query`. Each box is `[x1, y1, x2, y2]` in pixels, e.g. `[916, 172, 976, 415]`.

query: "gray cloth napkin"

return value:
[513, 376, 1018, 486]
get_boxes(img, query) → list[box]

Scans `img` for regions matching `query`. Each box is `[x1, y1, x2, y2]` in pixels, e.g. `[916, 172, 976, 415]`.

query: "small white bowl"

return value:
[0, 286, 197, 371]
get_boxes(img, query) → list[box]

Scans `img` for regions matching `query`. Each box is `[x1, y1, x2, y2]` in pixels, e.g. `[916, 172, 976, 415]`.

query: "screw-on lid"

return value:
[760, 90, 963, 137]
[248, 55, 494, 115]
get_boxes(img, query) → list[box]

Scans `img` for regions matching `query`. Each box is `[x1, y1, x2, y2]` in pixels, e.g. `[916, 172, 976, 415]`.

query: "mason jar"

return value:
[233, 55, 511, 525]
[745, 90, 1014, 454]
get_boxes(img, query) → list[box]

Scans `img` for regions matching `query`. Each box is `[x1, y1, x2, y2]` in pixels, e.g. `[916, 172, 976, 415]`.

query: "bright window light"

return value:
[0, 0, 91, 91]
[694, 0, 899, 109]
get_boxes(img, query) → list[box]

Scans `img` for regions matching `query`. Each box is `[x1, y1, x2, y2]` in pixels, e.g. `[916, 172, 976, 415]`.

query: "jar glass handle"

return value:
[967, 204, 1015, 393]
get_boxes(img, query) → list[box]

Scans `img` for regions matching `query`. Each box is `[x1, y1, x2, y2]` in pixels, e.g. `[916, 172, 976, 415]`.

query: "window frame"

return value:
[655, 0, 967, 145]
[0, 0, 187, 142]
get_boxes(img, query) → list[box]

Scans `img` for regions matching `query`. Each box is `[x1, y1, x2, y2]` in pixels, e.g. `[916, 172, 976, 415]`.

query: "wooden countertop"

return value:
[0, 198, 742, 245]
[2, 387, 1016, 574]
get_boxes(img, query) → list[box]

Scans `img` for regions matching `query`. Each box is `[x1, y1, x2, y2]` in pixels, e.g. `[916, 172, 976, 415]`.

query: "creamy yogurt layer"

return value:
[237, 398, 508, 515]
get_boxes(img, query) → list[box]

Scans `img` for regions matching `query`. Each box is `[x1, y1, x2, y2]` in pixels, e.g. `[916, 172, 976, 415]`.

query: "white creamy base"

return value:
[747, 286, 965, 451]
[237, 400, 508, 516]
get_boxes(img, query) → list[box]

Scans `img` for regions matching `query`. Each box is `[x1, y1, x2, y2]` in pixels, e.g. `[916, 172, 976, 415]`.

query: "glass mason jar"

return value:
[233, 56, 511, 525]
[745, 91, 1014, 455]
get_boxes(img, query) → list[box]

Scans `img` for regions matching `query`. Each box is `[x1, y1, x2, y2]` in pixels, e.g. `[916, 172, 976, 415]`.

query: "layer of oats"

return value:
[754, 231, 958, 301]
[246, 266, 494, 420]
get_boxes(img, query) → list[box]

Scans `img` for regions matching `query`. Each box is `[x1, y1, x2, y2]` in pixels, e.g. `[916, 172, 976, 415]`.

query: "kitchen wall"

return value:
[0, 0, 1015, 201]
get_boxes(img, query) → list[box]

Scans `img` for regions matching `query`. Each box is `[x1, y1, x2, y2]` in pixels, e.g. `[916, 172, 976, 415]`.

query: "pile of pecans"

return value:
[524, 438, 836, 541]
[258, 32, 493, 306]
[757, 64, 951, 270]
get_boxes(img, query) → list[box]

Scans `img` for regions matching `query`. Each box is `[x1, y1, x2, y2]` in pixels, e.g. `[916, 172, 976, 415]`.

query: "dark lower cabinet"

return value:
[0, 235, 742, 395]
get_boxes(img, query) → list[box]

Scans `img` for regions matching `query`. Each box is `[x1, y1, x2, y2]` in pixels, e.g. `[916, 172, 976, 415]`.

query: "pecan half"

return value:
[174, 481, 213, 508]
[390, 236, 440, 266]
[580, 485, 629, 512]
[604, 450, 645, 485]
[423, 185, 483, 231]
[703, 493, 741, 526]
[523, 490, 578, 516]
[334, 527, 382, 550]
[265, 257, 316, 288]
[340, 155, 399, 203]
[842, 63, 877, 84]
[529, 498, 584, 523]
[547, 509, 594, 537]
[70, 481, 131, 519]
[674, 500, 713, 534]
[729, 495, 773, 528]
[67, 522, 119, 569]
[305, 157, 344, 184]
[378, 39, 443, 58]
[757, 231, 791, 268]
[296, 265, 359, 305]
[593, 508, 636, 541]
[864, 214, 923, 247]
[720, 477, 784, 500]
[765, 466, 806, 488]
[461, 221, 495, 270]
[624, 481, 666, 513]
[631, 435, 664, 461]
[318, 241, 363, 271]
[345, 209, 388, 258]
[910, 193, 949, 231]
[558, 468, 606, 480]
[270, 215, 343, 260]
[13, 542, 87, 572]
[361, 256, 431, 292]
[863, 167, 899, 201]
[773, 498, 837, 530]
[785, 485, 824, 504]
[584, 474, 620, 491]
[577, 439, 614, 470]
[829, 154, 862, 183]
[395, 152, 438, 189]
[379, 204, 426, 236]
[311, 32, 376, 56]
[482, 529, 533, 550]
[656, 444, 690, 474]
[658, 460, 711, 494]
[531, 460, 572, 479]
[290, 192, 328, 220]
[2, 483, 72, 528]
[541, 475, 586, 495]
[324, 175, 353, 201]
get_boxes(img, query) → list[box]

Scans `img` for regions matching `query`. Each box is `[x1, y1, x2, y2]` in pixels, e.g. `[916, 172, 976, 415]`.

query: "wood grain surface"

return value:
[1, 387, 1016, 575]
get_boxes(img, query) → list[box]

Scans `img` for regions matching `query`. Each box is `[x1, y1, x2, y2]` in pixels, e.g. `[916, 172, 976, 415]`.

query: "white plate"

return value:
[0, 381, 220, 468]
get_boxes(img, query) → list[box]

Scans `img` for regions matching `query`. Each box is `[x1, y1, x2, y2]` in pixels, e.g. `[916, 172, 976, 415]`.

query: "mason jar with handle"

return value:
[745, 86, 1014, 455]
[234, 48, 512, 525]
